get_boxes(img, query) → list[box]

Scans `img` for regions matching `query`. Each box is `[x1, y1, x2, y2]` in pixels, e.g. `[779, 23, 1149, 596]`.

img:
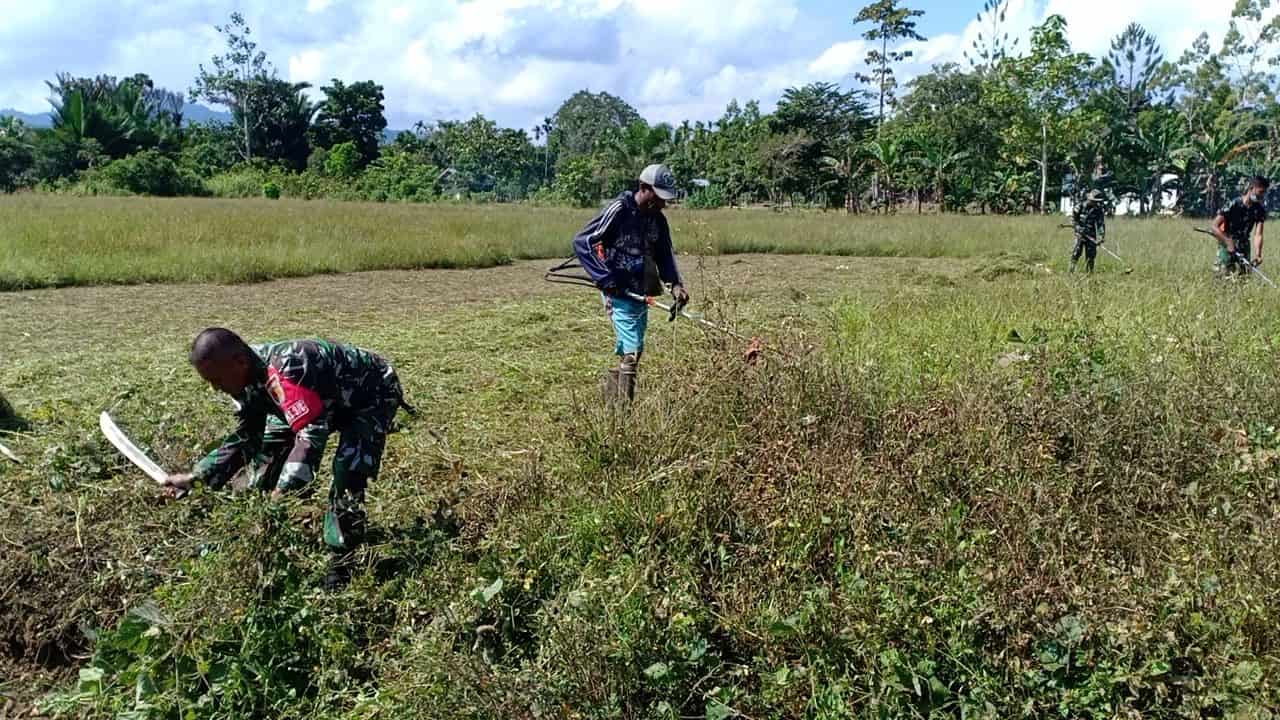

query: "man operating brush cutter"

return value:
[1210, 175, 1269, 279]
[569, 163, 690, 403]
[164, 328, 411, 586]
[1068, 189, 1108, 274]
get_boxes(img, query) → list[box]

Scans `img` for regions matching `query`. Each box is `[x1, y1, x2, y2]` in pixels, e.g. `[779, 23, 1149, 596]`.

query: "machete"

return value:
[99, 411, 170, 485]
[0, 441, 19, 463]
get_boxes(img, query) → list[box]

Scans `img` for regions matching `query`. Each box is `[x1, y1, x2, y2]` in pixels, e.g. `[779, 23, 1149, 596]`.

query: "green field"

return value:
[0, 194, 1222, 290]
[2, 201, 1279, 718]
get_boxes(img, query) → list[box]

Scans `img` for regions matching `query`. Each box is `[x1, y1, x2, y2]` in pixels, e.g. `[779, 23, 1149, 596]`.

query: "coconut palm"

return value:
[598, 120, 675, 196]
[46, 73, 184, 161]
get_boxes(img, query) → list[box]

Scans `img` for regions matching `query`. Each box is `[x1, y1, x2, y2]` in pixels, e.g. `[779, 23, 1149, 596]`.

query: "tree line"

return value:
[1, 2, 1278, 214]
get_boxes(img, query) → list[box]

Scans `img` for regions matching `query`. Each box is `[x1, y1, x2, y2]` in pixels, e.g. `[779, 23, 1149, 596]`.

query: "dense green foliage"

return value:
[3, 5, 1279, 213]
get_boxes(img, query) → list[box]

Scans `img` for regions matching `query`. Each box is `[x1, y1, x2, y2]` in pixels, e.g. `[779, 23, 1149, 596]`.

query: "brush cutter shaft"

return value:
[1193, 228, 1276, 287]
[623, 291, 752, 343]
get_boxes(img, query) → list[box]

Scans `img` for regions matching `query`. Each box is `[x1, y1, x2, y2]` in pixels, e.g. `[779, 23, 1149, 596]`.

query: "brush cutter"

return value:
[622, 291, 751, 342]
[1059, 224, 1132, 273]
[1193, 227, 1276, 288]
[545, 257, 787, 361]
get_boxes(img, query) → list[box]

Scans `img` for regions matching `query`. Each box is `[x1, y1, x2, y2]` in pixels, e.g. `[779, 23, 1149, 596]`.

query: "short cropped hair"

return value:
[190, 327, 252, 365]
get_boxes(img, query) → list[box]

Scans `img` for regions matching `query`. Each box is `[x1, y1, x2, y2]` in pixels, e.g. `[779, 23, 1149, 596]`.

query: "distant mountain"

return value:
[182, 103, 232, 125]
[0, 109, 51, 128]
[0, 102, 231, 128]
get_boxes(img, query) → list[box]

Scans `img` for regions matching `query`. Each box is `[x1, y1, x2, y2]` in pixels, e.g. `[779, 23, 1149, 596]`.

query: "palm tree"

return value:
[862, 136, 911, 212]
[1130, 117, 1186, 214]
[1179, 123, 1263, 212]
[602, 120, 675, 194]
[914, 139, 970, 213]
[820, 140, 862, 213]
[46, 73, 185, 161]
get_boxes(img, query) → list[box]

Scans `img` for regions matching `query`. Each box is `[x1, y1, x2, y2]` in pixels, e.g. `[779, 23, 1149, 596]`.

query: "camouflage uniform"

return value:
[1215, 197, 1267, 276]
[192, 339, 406, 550]
[1070, 198, 1107, 273]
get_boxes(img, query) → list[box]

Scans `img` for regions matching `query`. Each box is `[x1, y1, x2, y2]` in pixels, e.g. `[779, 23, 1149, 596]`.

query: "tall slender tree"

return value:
[1104, 24, 1165, 120]
[853, 0, 926, 130]
[190, 13, 271, 162]
[964, 0, 1018, 71]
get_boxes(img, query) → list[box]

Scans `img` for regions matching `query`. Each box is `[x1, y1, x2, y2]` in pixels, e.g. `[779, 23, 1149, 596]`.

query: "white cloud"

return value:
[0, 0, 1273, 132]
[288, 50, 325, 85]
[640, 67, 688, 105]
[809, 41, 867, 79]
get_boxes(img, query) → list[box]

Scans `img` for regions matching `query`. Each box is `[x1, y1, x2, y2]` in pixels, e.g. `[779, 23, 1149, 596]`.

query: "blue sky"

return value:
[0, 0, 1261, 131]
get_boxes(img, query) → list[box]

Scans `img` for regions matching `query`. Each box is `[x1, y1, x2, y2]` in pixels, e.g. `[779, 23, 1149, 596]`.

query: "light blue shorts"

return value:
[602, 293, 649, 356]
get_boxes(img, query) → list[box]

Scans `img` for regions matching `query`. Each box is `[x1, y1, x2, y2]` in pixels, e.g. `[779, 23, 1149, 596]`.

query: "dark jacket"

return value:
[1217, 197, 1267, 243]
[572, 191, 681, 296]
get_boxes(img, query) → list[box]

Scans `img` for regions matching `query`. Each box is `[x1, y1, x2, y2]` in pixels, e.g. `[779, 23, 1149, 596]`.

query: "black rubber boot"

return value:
[617, 353, 639, 402]
[323, 552, 355, 591]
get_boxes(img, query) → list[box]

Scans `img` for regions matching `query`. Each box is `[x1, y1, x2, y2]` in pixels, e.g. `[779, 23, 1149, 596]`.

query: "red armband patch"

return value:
[267, 368, 323, 431]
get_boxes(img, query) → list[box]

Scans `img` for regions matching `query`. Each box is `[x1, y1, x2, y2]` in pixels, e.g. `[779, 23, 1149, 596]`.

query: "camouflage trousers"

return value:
[1217, 244, 1253, 277]
[241, 397, 399, 551]
[1070, 237, 1097, 273]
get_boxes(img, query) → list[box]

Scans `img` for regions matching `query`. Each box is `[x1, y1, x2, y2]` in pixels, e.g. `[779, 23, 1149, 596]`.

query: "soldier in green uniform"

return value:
[165, 328, 409, 565]
[1213, 176, 1269, 277]
[1070, 189, 1108, 273]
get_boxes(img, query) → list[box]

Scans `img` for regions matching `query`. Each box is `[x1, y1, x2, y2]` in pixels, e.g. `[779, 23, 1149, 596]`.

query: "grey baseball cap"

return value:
[639, 163, 679, 200]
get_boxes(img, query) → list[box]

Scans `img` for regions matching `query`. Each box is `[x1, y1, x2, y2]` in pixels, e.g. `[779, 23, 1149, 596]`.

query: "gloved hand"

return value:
[669, 284, 690, 322]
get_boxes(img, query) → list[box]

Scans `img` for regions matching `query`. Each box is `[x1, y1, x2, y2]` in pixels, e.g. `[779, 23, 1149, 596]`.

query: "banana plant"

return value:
[1177, 122, 1264, 211]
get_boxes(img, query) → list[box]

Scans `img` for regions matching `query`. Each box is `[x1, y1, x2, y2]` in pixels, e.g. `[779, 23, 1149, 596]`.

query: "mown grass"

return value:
[0, 194, 1219, 290]
[1, 237, 1278, 717]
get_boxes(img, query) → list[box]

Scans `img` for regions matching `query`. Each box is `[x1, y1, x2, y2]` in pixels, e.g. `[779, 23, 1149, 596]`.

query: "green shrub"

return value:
[0, 133, 36, 192]
[262, 181, 281, 199]
[551, 156, 599, 207]
[358, 150, 440, 202]
[84, 151, 205, 197]
[306, 146, 329, 174]
[684, 184, 727, 209]
[325, 142, 359, 178]
[206, 167, 268, 198]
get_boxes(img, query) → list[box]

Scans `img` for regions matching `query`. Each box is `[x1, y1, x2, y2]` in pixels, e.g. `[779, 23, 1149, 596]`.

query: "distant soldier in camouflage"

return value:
[165, 329, 409, 565]
[1212, 176, 1269, 277]
[1070, 189, 1108, 274]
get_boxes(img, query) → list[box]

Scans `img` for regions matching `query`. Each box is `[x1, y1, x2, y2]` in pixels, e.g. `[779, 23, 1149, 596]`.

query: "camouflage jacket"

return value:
[1217, 197, 1267, 244]
[1072, 201, 1106, 243]
[192, 339, 402, 487]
